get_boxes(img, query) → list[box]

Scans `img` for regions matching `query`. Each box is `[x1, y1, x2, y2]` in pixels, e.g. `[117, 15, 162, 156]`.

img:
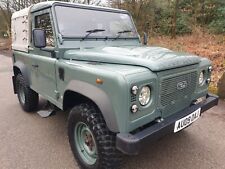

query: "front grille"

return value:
[160, 71, 197, 111]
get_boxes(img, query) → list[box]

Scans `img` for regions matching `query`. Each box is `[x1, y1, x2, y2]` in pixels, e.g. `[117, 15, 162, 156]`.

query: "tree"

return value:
[171, 0, 179, 38]
[0, 0, 12, 36]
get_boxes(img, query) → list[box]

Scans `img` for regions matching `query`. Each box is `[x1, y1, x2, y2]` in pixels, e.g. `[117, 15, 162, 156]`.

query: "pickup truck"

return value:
[11, 1, 218, 169]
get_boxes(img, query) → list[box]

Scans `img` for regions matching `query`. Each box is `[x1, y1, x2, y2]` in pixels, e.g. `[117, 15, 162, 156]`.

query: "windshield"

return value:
[55, 6, 139, 39]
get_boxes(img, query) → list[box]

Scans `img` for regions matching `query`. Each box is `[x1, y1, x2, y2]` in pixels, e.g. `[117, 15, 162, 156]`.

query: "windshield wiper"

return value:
[82, 29, 105, 40]
[113, 30, 132, 40]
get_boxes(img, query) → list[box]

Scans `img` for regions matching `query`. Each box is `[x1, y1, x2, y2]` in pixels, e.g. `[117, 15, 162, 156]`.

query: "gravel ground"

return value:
[0, 53, 225, 169]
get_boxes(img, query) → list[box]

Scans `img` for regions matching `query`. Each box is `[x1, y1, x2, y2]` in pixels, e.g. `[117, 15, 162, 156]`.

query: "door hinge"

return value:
[54, 90, 60, 100]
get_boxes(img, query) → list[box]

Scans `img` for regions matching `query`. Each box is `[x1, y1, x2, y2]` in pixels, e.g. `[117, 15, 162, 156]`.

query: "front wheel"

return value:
[68, 103, 122, 169]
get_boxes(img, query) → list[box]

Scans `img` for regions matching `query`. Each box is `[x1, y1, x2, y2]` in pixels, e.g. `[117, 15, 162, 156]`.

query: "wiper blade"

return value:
[82, 29, 105, 40]
[114, 30, 132, 40]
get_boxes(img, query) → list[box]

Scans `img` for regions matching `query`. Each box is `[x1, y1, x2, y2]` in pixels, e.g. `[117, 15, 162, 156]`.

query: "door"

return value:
[29, 10, 58, 105]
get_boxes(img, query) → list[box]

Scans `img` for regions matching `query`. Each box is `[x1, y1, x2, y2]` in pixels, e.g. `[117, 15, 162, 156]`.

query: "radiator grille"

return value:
[160, 71, 197, 109]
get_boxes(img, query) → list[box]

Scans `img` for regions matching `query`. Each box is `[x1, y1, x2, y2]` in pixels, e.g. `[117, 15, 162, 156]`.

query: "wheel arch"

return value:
[63, 80, 119, 132]
[13, 61, 30, 85]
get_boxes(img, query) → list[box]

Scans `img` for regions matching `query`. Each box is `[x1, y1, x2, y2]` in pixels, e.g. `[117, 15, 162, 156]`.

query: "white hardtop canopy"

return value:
[11, 6, 31, 52]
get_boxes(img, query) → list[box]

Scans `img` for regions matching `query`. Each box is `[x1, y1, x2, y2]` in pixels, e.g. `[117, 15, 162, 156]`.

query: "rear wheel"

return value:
[16, 74, 39, 112]
[68, 103, 122, 169]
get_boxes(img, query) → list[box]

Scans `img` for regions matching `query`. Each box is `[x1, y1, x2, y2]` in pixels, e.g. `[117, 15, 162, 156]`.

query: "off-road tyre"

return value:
[68, 103, 122, 169]
[16, 74, 39, 112]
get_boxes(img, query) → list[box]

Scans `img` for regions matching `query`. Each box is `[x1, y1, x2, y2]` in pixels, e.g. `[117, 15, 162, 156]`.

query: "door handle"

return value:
[32, 64, 39, 68]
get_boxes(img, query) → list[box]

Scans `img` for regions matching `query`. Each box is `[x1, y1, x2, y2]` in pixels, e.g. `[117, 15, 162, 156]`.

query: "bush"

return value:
[157, 12, 192, 35]
[208, 20, 225, 34]
[208, 7, 225, 34]
[176, 14, 192, 35]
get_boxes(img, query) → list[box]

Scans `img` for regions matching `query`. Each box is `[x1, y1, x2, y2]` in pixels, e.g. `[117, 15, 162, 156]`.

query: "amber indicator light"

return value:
[96, 78, 103, 84]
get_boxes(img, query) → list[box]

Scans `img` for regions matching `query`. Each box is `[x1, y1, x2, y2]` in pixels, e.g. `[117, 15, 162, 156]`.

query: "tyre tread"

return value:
[68, 103, 122, 169]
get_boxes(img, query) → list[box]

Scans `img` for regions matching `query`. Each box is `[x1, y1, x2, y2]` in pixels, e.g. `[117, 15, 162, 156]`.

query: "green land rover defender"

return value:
[11, 1, 218, 169]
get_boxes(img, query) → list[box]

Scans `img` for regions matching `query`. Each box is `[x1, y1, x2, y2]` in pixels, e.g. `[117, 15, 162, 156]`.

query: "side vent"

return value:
[58, 67, 64, 81]
[131, 94, 137, 102]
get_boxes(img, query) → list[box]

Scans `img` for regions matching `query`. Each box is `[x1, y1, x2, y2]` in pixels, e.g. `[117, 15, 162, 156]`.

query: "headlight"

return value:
[199, 71, 205, 86]
[139, 86, 151, 106]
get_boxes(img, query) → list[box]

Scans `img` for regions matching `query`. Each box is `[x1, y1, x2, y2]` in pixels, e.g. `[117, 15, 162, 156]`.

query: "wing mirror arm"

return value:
[41, 47, 57, 58]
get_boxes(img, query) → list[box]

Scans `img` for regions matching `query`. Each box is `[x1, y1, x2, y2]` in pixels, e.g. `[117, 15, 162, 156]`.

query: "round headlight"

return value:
[139, 86, 151, 106]
[199, 71, 205, 86]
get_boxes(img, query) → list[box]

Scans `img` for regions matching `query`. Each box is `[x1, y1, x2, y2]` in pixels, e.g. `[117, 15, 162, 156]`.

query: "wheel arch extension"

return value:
[63, 80, 119, 132]
[13, 61, 30, 85]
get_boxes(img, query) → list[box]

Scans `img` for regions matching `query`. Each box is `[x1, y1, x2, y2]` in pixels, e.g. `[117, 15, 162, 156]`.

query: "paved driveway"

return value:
[0, 53, 225, 169]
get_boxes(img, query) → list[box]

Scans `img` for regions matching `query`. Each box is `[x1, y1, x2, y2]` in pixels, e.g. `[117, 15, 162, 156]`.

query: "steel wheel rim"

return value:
[74, 122, 97, 165]
[18, 82, 25, 105]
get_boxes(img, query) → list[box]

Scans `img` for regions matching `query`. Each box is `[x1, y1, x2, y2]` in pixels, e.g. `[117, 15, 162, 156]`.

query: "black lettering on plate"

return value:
[177, 122, 181, 131]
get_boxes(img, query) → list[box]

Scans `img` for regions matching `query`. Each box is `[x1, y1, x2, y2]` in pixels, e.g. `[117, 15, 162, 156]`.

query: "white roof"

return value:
[12, 6, 31, 19]
[11, 7, 31, 52]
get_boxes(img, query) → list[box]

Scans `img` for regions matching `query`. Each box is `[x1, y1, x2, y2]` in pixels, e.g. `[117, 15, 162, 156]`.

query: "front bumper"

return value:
[116, 93, 219, 155]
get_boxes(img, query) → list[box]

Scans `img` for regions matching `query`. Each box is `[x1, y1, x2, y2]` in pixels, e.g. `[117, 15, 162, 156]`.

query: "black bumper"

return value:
[116, 93, 219, 155]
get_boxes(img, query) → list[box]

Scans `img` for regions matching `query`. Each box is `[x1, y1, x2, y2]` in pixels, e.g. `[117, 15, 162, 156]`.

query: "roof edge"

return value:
[30, 1, 127, 13]
[12, 6, 31, 19]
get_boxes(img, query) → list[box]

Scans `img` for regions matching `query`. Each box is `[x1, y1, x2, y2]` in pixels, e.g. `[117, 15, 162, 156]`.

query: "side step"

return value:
[37, 100, 57, 118]
[37, 109, 56, 118]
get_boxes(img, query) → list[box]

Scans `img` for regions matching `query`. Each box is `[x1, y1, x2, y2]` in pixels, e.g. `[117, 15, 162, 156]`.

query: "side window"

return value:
[35, 13, 54, 47]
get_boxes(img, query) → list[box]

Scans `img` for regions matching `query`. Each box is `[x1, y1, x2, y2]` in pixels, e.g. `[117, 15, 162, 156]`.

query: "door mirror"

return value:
[33, 28, 46, 48]
[143, 32, 148, 45]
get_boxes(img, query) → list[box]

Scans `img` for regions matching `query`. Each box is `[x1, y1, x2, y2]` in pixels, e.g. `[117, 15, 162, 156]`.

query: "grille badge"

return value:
[177, 81, 188, 90]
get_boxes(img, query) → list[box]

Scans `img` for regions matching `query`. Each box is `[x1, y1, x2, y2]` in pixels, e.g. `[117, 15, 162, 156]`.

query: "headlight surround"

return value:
[199, 71, 205, 86]
[139, 86, 151, 106]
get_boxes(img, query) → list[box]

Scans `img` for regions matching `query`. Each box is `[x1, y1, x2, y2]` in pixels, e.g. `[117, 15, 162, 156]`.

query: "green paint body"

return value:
[12, 2, 211, 133]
